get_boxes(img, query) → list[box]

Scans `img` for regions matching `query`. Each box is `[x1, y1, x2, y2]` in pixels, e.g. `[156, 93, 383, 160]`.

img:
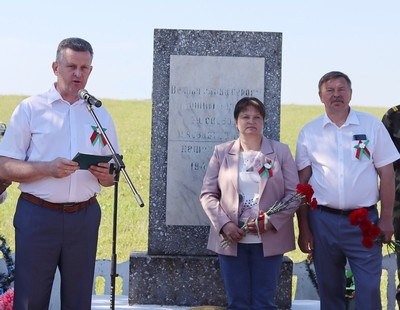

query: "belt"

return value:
[316, 204, 377, 216]
[20, 192, 96, 213]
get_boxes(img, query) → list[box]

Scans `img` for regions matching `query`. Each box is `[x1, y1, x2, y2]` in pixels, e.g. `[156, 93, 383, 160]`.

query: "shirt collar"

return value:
[47, 83, 84, 106]
[322, 108, 359, 128]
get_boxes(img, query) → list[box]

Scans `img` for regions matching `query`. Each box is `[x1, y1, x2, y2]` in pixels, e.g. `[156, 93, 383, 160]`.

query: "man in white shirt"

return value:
[0, 37, 120, 310]
[295, 71, 399, 310]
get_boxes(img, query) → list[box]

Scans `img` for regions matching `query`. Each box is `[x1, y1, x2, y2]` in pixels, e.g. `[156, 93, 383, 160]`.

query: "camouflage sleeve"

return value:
[382, 106, 400, 170]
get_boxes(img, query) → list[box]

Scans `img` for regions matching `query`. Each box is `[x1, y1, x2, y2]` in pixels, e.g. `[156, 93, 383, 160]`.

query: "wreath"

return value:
[0, 235, 15, 295]
[305, 253, 319, 294]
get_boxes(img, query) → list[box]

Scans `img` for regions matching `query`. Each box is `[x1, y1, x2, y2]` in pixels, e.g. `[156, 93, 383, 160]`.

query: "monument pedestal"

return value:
[129, 253, 225, 306]
[129, 253, 293, 309]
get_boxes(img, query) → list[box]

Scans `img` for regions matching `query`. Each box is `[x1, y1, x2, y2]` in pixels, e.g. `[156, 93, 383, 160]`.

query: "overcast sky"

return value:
[1, 0, 399, 107]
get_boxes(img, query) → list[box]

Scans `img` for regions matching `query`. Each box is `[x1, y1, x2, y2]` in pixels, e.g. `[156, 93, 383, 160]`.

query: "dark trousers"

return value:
[13, 196, 101, 310]
[219, 243, 283, 310]
[309, 207, 382, 310]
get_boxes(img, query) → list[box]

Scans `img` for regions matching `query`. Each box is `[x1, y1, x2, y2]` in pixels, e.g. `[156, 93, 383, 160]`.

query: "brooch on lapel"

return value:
[258, 158, 273, 179]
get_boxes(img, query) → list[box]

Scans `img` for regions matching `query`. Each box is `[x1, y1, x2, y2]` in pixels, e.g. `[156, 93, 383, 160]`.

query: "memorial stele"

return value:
[129, 29, 292, 308]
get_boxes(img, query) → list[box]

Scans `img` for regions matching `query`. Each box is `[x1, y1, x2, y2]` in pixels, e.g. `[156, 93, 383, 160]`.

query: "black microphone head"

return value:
[78, 89, 88, 100]
[78, 89, 102, 107]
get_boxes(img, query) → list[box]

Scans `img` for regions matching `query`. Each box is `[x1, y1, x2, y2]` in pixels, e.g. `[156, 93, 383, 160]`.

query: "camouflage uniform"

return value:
[382, 105, 400, 294]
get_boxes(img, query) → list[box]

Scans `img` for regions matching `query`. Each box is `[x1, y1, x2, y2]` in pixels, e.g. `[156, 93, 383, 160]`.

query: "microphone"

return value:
[78, 89, 102, 107]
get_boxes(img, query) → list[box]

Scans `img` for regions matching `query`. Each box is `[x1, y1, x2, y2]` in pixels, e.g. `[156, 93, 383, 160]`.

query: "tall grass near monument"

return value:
[0, 96, 393, 305]
[0, 96, 390, 261]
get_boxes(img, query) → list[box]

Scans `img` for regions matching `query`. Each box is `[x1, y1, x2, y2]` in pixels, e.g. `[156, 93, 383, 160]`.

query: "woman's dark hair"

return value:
[234, 97, 266, 120]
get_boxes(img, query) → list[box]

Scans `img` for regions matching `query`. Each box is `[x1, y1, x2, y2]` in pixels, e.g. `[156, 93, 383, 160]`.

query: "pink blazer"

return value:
[200, 137, 299, 256]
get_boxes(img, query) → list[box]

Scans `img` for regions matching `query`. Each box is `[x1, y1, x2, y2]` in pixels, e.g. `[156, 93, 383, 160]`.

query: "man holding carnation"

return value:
[295, 71, 400, 310]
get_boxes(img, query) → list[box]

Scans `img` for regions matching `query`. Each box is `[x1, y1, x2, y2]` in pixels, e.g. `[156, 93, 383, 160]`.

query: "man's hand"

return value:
[88, 162, 114, 186]
[378, 217, 394, 243]
[48, 158, 79, 178]
[298, 227, 314, 253]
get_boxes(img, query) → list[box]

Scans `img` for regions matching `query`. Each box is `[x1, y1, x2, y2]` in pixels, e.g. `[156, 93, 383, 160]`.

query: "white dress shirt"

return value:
[296, 108, 400, 209]
[0, 85, 120, 203]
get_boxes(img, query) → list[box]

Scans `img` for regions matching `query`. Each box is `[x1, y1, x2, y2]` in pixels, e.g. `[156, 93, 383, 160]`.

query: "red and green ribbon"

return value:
[90, 125, 107, 147]
[354, 140, 370, 160]
[258, 162, 273, 178]
[255, 213, 269, 237]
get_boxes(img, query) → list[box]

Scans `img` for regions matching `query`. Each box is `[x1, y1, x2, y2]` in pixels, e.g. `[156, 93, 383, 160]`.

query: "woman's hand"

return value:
[247, 212, 271, 235]
[222, 222, 246, 243]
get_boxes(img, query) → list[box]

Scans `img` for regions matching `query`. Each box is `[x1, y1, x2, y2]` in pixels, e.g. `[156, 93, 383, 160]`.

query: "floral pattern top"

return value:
[238, 151, 265, 244]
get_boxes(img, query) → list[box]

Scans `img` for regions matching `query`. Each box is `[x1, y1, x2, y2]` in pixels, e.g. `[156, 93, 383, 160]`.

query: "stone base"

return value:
[129, 252, 292, 309]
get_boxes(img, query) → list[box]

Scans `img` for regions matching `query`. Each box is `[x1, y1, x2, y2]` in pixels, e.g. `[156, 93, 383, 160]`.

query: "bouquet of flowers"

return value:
[0, 288, 14, 310]
[221, 184, 317, 248]
[349, 208, 400, 254]
[0, 235, 14, 294]
[0, 235, 14, 309]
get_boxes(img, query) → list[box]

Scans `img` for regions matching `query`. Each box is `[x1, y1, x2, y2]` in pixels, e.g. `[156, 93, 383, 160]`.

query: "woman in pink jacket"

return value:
[200, 97, 299, 309]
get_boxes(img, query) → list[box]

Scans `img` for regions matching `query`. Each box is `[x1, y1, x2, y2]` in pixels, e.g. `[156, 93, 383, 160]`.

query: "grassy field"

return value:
[0, 96, 395, 306]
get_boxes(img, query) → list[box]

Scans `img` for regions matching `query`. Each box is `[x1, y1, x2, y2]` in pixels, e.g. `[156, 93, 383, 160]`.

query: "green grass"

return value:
[0, 96, 394, 307]
[0, 96, 390, 261]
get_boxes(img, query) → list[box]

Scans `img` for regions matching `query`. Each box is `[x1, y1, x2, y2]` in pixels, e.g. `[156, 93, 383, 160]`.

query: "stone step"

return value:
[90, 296, 320, 310]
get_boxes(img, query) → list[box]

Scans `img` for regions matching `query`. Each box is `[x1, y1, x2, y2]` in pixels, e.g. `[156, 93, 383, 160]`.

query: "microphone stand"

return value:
[85, 101, 145, 310]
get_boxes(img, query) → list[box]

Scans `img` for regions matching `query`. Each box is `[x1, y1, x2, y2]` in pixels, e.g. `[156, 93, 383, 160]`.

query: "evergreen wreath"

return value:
[305, 253, 319, 295]
[0, 235, 15, 295]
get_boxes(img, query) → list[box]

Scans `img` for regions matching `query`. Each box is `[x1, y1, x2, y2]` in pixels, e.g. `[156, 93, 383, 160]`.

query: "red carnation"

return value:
[349, 208, 400, 255]
[310, 198, 318, 210]
[362, 237, 374, 248]
[296, 184, 314, 204]
[349, 208, 368, 226]
[359, 219, 372, 232]
[366, 225, 381, 239]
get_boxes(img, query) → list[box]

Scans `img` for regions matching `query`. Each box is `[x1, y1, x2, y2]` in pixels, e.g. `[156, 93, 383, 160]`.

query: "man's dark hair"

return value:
[56, 37, 93, 62]
[318, 71, 352, 92]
